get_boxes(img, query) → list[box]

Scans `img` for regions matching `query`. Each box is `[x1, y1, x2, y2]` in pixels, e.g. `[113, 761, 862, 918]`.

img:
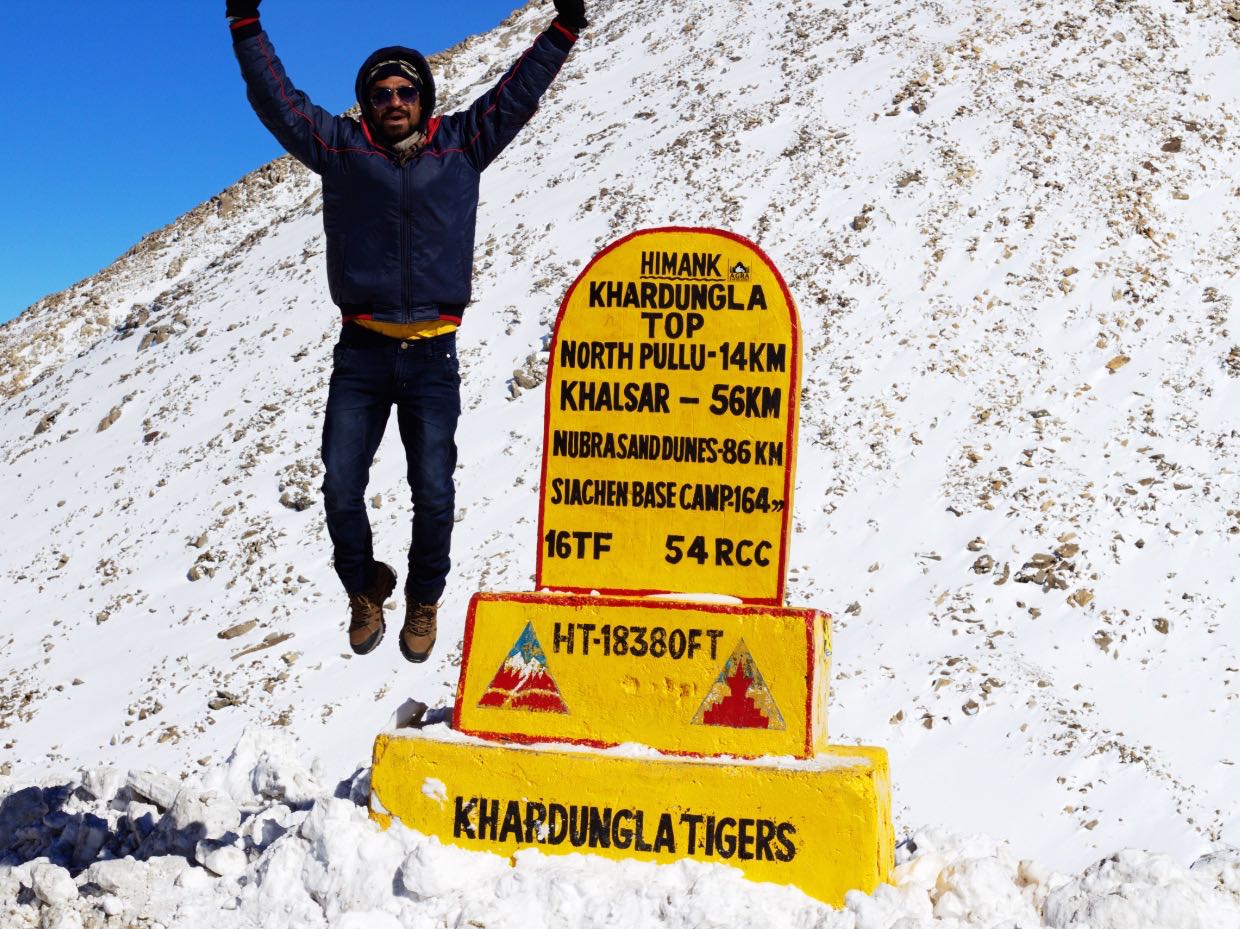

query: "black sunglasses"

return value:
[369, 85, 420, 107]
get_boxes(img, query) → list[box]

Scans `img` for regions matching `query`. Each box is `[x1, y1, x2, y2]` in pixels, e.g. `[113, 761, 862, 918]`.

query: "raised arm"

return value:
[444, 0, 587, 172]
[227, 0, 359, 175]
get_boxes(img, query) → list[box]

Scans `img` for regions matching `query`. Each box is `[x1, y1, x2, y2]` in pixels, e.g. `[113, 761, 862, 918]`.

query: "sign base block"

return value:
[371, 725, 894, 907]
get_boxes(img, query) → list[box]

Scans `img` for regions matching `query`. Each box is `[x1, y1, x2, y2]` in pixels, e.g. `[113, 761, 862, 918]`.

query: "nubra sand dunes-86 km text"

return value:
[2, 0, 1240, 926]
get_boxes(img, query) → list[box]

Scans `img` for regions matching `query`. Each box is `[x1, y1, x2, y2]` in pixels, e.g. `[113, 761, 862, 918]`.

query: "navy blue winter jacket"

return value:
[231, 18, 576, 326]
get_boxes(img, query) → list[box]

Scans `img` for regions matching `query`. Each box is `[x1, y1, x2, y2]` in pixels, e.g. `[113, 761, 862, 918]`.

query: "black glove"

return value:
[226, 0, 260, 19]
[553, 0, 588, 32]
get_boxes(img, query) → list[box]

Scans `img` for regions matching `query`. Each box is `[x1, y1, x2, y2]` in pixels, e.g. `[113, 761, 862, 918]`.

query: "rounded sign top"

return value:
[537, 228, 800, 605]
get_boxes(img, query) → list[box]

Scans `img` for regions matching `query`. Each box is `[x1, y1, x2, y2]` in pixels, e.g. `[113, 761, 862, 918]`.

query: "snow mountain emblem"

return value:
[478, 622, 569, 714]
[728, 261, 751, 281]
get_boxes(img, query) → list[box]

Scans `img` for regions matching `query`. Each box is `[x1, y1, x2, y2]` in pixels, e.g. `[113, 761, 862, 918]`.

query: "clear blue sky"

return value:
[0, 1, 533, 323]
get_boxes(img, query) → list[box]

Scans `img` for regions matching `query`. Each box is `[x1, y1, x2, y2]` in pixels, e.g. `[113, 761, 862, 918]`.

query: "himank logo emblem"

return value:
[691, 639, 785, 730]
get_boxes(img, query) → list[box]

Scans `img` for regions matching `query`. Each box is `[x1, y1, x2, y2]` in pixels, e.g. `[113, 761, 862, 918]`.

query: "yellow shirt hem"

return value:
[351, 319, 460, 340]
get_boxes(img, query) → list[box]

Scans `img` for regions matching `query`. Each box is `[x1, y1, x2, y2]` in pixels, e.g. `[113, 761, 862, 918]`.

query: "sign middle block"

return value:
[453, 593, 831, 759]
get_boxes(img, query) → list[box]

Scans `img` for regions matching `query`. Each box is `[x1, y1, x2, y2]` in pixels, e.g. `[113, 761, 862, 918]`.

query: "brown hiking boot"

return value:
[400, 601, 438, 663]
[347, 562, 396, 655]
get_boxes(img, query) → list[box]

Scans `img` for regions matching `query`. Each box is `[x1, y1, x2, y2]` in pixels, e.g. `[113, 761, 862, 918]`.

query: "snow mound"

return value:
[4, 734, 1240, 928]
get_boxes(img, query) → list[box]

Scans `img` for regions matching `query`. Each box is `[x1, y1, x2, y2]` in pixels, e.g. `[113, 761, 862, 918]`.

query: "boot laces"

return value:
[349, 594, 379, 630]
[406, 604, 436, 635]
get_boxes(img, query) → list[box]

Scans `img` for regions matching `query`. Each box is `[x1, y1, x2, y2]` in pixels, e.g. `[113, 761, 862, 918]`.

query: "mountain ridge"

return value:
[1, 0, 1238, 874]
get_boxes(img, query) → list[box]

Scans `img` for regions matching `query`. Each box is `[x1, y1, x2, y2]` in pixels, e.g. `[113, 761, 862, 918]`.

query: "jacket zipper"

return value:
[399, 165, 411, 318]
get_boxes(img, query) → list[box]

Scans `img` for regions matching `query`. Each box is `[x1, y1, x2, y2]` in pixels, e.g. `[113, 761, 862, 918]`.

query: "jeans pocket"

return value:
[332, 343, 351, 371]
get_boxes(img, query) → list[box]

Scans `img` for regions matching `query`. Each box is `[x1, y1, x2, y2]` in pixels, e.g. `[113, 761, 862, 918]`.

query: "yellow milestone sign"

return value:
[371, 727, 895, 907]
[453, 593, 830, 759]
[537, 228, 800, 604]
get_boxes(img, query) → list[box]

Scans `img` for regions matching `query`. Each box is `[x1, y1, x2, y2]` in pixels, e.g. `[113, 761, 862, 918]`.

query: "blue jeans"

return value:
[321, 326, 460, 602]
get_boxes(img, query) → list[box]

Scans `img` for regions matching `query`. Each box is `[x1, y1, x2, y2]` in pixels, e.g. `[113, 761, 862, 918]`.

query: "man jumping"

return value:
[228, 0, 586, 662]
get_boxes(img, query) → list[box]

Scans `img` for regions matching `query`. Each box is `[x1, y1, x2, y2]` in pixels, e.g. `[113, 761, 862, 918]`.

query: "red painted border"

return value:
[470, 590, 823, 617]
[803, 612, 815, 758]
[452, 592, 829, 759]
[450, 594, 483, 733]
[534, 228, 801, 606]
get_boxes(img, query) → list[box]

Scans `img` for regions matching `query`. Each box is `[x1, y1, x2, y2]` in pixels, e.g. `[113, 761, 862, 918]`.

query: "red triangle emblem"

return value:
[478, 622, 568, 714]
[691, 639, 785, 730]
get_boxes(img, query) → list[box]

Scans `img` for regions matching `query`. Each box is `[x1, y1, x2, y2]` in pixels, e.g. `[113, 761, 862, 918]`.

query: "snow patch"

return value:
[420, 777, 448, 805]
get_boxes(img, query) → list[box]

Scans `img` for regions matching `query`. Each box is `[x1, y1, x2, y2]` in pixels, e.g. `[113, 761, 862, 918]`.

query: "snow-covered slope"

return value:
[2, 0, 1239, 921]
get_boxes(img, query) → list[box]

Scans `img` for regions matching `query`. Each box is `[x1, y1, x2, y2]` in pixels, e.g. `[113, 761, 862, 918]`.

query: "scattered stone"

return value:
[209, 691, 241, 711]
[217, 620, 258, 641]
[97, 405, 123, 432]
[231, 632, 295, 660]
[279, 490, 315, 512]
[967, 537, 986, 552]
[1015, 552, 1071, 591]
[33, 407, 64, 436]
[1106, 355, 1130, 373]
[1161, 137, 1182, 153]
[513, 367, 540, 390]
[972, 554, 995, 574]
[1225, 346, 1240, 378]
[1070, 589, 1095, 608]
[1153, 617, 1170, 634]
[139, 327, 173, 351]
